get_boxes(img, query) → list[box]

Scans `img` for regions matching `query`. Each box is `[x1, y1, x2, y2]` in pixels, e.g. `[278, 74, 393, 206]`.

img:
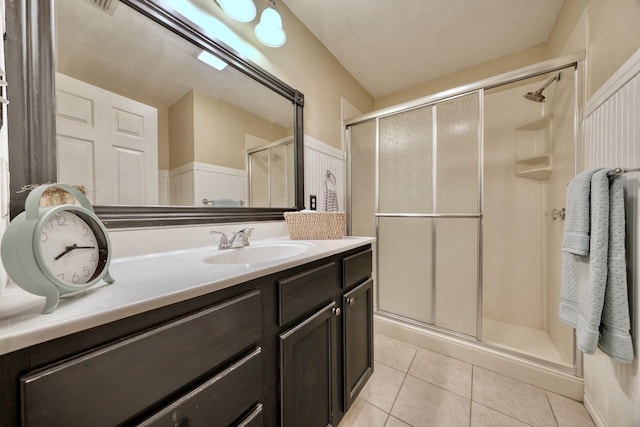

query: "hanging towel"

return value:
[324, 170, 339, 212]
[574, 169, 610, 354]
[563, 169, 603, 255]
[560, 168, 602, 326]
[598, 176, 633, 362]
[560, 169, 633, 362]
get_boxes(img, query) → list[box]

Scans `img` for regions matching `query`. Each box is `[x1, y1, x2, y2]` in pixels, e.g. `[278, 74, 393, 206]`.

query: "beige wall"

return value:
[157, 107, 170, 170]
[376, 0, 640, 110]
[168, 90, 289, 170]
[203, 2, 375, 149]
[192, 91, 289, 170]
[168, 91, 195, 170]
[374, 44, 550, 110]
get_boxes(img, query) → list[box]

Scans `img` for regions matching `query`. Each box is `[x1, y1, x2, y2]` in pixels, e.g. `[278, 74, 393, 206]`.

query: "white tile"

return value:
[360, 361, 406, 412]
[339, 398, 388, 427]
[471, 402, 531, 427]
[409, 348, 472, 398]
[472, 367, 555, 427]
[391, 375, 471, 427]
[546, 392, 595, 427]
[375, 333, 417, 372]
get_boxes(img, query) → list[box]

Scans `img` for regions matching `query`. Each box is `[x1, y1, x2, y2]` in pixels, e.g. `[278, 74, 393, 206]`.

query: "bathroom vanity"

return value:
[0, 238, 374, 426]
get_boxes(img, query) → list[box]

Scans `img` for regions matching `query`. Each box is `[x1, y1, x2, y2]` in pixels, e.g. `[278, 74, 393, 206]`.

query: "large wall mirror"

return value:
[6, 0, 304, 227]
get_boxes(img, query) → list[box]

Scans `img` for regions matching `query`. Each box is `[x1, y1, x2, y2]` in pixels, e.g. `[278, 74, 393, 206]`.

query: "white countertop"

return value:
[0, 236, 374, 356]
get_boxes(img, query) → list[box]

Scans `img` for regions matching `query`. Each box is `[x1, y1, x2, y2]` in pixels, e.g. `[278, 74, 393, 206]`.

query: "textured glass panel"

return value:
[378, 217, 432, 323]
[434, 218, 478, 337]
[249, 150, 269, 207]
[269, 144, 288, 207]
[436, 93, 480, 213]
[379, 107, 433, 213]
[349, 121, 376, 236]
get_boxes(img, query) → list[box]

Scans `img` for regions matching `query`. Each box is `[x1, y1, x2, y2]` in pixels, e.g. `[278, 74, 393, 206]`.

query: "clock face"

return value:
[38, 210, 106, 287]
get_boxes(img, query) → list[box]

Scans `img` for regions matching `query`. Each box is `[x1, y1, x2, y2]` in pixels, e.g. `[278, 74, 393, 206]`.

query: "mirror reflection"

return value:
[54, 0, 295, 208]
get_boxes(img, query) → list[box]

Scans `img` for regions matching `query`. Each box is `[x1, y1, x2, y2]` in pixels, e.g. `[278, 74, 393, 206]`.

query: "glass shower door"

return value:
[376, 93, 481, 337]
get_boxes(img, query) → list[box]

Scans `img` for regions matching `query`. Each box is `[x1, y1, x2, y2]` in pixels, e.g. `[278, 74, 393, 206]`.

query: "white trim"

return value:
[584, 47, 640, 117]
[169, 162, 246, 177]
[304, 135, 344, 160]
[583, 392, 607, 427]
[158, 169, 169, 178]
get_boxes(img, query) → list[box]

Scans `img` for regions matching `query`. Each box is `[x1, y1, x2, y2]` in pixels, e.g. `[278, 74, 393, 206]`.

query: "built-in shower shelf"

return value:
[515, 117, 552, 180]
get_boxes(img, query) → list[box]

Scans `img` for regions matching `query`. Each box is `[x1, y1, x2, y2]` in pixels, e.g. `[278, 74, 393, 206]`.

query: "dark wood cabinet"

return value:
[0, 244, 373, 427]
[279, 302, 338, 427]
[343, 279, 374, 410]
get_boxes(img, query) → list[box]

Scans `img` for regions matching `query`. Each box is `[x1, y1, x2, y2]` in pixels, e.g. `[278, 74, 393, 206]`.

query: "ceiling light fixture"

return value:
[255, 0, 286, 48]
[216, 0, 256, 23]
[196, 51, 228, 71]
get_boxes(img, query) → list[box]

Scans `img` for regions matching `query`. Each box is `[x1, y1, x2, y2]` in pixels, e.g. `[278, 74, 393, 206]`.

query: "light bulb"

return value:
[255, 6, 286, 48]
[216, 0, 256, 23]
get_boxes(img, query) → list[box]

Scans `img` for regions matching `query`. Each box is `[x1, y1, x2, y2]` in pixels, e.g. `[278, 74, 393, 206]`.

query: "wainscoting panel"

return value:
[168, 162, 246, 207]
[304, 136, 345, 211]
[581, 49, 640, 427]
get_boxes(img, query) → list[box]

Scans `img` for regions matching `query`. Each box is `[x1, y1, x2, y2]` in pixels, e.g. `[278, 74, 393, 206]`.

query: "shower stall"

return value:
[346, 53, 583, 376]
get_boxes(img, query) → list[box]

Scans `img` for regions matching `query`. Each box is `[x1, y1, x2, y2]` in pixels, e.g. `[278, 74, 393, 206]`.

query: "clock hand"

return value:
[53, 244, 96, 261]
[54, 243, 78, 261]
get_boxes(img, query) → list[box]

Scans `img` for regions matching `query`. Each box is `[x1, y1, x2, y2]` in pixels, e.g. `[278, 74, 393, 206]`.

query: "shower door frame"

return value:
[346, 51, 585, 376]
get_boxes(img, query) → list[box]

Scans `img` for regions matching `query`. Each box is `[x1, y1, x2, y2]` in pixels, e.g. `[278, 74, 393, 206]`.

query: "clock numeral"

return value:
[55, 214, 67, 226]
[72, 273, 80, 284]
[40, 231, 48, 242]
[90, 253, 96, 263]
[57, 273, 65, 281]
[83, 266, 91, 277]
[83, 226, 90, 237]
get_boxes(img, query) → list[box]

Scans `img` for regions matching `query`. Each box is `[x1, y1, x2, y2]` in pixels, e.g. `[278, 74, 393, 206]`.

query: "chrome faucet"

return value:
[210, 228, 254, 250]
[228, 228, 254, 248]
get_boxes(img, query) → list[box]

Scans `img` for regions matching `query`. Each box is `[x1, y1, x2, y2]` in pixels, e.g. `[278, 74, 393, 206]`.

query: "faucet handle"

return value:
[234, 227, 254, 245]
[210, 231, 229, 249]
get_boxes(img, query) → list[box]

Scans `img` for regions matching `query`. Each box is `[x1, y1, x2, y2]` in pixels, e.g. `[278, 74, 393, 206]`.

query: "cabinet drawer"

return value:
[138, 348, 263, 427]
[237, 403, 264, 427]
[278, 262, 338, 326]
[21, 290, 262, 427]
[342, 248, 372, 290]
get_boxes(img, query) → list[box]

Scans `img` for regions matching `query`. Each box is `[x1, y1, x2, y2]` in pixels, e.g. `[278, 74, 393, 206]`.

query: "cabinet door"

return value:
[280, 302, 338, 427]
[343, 279, 374, 410]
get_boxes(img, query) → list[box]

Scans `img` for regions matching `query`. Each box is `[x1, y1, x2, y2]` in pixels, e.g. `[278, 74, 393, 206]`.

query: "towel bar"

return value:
[607, 167, 640, 176]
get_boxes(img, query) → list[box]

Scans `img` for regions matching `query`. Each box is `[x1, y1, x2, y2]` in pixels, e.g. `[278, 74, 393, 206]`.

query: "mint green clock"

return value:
[1, 184, 114, 313]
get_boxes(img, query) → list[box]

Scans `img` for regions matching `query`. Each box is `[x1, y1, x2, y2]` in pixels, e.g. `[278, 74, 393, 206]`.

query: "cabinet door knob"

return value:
[333, 307, 341, 316]
[346, 298, 355, 306]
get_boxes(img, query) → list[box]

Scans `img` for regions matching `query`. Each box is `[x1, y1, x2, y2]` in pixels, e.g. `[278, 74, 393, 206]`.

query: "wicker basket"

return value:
[284, 211, 346, 240]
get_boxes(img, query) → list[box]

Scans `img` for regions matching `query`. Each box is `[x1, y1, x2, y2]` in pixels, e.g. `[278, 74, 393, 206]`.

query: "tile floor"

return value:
[339, 334, 595, 427]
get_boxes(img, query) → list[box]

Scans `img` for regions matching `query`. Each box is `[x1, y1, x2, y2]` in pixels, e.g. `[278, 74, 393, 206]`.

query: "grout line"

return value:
[405, 372, 471, 400]
[374, 358, 413, 375]
[385, 349, 418, 427]
[472, 402, 536, 427]
[545, 391, 560, 427]
[469, 365, 474, 427]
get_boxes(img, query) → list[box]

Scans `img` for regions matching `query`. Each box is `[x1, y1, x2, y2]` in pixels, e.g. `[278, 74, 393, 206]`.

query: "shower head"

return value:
[524, 73, 561, 103]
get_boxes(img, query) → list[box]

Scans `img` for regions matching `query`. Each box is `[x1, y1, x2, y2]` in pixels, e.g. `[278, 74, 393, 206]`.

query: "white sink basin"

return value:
[204, 242, 313, 265]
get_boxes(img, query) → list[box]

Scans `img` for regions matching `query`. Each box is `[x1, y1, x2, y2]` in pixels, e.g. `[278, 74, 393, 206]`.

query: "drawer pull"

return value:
[333, 307, 341, 317]
[346, 298, 355, 306]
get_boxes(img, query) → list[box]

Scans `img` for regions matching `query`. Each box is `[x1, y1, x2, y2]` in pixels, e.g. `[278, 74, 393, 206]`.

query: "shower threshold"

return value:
[482, 317, 573, 368]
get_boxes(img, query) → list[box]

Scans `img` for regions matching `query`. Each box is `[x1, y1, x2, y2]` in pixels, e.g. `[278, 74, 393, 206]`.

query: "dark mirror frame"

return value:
[5, 0, 305, 228]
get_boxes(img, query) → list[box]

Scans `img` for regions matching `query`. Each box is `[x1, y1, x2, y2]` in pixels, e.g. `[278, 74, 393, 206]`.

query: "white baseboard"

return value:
[583, 392, 607, 427]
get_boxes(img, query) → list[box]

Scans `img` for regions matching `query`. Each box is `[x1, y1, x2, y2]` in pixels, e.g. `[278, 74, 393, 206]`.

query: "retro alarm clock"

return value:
[1, 184, 114, 313]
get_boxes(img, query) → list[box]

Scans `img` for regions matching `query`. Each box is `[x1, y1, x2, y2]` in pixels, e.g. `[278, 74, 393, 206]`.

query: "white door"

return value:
[55, 73, 158, 205]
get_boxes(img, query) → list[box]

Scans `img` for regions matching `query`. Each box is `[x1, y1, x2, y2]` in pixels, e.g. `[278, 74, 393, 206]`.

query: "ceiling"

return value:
[281, 0, 565, 98]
